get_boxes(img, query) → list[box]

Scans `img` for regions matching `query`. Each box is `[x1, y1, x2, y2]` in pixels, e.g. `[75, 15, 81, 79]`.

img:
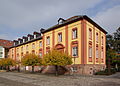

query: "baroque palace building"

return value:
[9, 15, 107, 75]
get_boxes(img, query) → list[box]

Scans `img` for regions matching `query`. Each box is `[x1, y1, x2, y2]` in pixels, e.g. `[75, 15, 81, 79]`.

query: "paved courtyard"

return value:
[0, 72, 120, 86]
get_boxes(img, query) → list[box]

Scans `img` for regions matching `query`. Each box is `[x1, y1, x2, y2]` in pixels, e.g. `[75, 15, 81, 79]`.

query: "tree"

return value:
[43, 50, 73, 75]
[106, 27, 120, 69]
[21, 53, 42, 72]
[0, 58, 16, 71]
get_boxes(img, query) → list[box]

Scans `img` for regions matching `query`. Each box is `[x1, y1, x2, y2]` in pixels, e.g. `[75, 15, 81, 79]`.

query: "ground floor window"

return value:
[72, 46, 78, 57]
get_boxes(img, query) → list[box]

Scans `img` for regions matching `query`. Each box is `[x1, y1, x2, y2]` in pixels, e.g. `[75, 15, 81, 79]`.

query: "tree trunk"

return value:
[32, 66, 34, 73]
[55, 65, 58, 76]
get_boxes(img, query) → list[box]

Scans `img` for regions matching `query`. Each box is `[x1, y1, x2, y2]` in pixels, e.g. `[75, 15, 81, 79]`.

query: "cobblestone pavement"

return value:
[0, 72, 120, 86]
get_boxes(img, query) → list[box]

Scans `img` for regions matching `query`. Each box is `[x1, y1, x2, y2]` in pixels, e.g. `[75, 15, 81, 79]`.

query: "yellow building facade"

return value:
[9, 15, 107, 75]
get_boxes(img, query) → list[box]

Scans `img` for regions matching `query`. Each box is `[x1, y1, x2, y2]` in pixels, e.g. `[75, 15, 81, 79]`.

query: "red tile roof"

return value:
[0, 39, 13, 48]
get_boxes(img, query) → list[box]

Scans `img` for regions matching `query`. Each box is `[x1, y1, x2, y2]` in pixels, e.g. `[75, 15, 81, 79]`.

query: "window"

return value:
[47, 36, 50, 45]
[0, 52, 3, 57]
[101, 48, 104, 58]
[21, 53, 23, 57]
[32, 50, 35, 54]
[96, 46, 99, 58]
[89, 28, 92, 39]
[101, 36, 104, 45]
[21, 47, 23, 52]
[72, 46, 78, 57]
[58, 33, 62, 42]
[96, 33, 98, 42]
[17, 48, 19, 52]
[12, 54, 13, 58]
[39, 52, 42, 57]
[26, 45, 28, 50]
[72, 28, 77, 39]
[32, 43, 35, 49]
[89, 47, 92, 58]
[12, 49, 14, 53]
[40, 41, 42, 47]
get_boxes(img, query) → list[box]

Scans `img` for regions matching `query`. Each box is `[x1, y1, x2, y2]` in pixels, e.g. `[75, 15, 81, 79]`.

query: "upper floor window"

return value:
[96, 33, 98, 42]
[101, 36, 104, 45]
[39, 41, 42, 47]
[101, 47, 104, 58]
[72, 46, 78, 57]
[26, 45, 28, 50]
[58, 33, 62, 42]
[46, 36, 50, 45]
[17, 48, 19, 52]
[72, 28, 77, 39]
[12, 49, 14, 53]
[89, 28, 92, 39]
[21, 47, 23, 52]
[32, 43, 35, 49]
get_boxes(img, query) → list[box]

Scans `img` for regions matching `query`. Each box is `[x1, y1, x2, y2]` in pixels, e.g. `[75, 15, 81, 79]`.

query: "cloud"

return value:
[93, 5, 120, 34]
[0, 0, 102, 29]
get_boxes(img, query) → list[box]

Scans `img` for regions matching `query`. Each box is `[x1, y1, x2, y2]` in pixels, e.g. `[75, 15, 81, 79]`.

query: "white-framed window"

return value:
[72, 29, 77, 39]
[89, 47, 92, 57]
[101, 48, 104, 58]
[21, 47, 23, 52]
[17, 48, 19, 53]
[26, 45, 28, 50]
[32, 43, 35, 49]
[0, 52, 3, 57]
[96, 49, 99, 58]
[39, 41, 42, 47]
[96, 33, 98, 42]
[47, 36, 50, 45]
[12, 49, 14, 54]
[72, 46, 78, 57]
[28, 37, 30, 41]
[89, 28, 92, 39]
[39, 52, 42, 57]
[58, 33, 62, 42]
[101, 36, 104, 45]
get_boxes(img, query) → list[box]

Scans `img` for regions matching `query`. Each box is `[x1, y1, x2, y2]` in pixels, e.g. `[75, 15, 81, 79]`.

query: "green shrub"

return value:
[95, 68, 117, 75]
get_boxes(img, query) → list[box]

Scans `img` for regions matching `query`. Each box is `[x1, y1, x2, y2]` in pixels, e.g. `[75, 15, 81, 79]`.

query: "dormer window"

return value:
[14, 42, 16, 46]
[23, 39, 25, 43]
[58, 18, 65, 25]
[28, 37, 30, 41]
[34, 35, 36, 39]
[19, 40, 21, 44]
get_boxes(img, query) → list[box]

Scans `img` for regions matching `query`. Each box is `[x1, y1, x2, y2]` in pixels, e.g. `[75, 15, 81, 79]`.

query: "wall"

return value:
[0, 46, 5, 58]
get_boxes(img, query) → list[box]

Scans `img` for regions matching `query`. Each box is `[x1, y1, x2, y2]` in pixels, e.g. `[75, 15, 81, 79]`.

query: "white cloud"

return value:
[0, 0, 102, 29]
[93, 5, 120, 34]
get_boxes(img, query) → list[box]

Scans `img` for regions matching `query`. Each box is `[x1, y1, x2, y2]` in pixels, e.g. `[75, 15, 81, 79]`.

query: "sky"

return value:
[0, 0, 120, 40]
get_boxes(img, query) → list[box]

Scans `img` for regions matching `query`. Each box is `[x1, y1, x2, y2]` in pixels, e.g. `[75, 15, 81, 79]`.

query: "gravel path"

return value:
[0, 72, 120, 86]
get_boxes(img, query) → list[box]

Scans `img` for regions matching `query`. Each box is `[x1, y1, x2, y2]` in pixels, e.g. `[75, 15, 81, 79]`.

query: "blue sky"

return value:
[0, 0, 120, 40]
